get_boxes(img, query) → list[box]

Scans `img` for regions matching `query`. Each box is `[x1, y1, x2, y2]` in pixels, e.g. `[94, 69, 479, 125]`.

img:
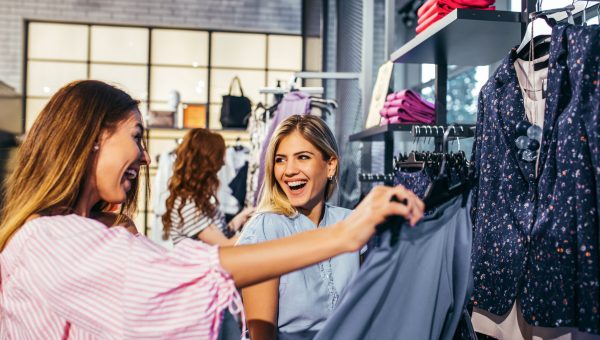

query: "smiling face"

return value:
[92, 110, 149, 204]
[273, 129, 338, 214]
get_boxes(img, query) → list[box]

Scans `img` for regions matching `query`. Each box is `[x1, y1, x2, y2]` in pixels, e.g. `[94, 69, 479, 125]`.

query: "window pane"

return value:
[150, 66, 208, 103]
[90, 64, 148, 101]
[28, 23, 88, 61]
[304, 37, 322, 72]
[209, 104, 222, 129]
[211, 33, 266, 69]
[27, 61, 87, 97]
[210, 69, 266, 105]
[152, 29, 209, 67]
[91, 26, 149, 64]
[268, 35, 302, 70]
[25, 98, 50, 131]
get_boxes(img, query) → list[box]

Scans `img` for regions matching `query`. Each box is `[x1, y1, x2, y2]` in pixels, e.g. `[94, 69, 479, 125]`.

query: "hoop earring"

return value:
[328, 175, 334, 181]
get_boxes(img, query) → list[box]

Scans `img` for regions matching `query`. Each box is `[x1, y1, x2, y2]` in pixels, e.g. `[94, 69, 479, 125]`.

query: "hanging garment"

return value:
[393, 169, 432, 199]
[236, 204, 356, 338]
[470, 24, 600, 334]
[245, 106, 270, 207]
[229, 162, 248, 208]
[151, 151, 175, 249]
[255, 92, 312, 204]
[217, 146, 249, 215]
[314, 192, 473, 340]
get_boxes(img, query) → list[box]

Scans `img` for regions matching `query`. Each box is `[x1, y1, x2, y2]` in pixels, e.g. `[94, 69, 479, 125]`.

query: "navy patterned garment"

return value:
[393, 169, 432, 199]
[470, 24, 600, 334]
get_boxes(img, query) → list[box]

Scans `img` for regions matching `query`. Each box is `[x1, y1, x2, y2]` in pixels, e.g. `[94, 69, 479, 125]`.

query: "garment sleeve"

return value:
[170, 200, 213, 244]
[22, 217, 241, 339]
[235, 213, 285, 245]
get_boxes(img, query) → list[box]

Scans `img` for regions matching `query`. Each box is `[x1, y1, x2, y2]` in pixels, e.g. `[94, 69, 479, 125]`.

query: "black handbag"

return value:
[220, 76, 252, 128]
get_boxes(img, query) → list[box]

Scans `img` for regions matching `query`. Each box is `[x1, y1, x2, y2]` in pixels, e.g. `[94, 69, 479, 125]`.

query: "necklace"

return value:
[513, 41, 548, 163]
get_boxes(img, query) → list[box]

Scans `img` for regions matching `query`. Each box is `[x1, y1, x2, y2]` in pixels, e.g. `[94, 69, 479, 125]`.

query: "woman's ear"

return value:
[327, 156, 338, 178]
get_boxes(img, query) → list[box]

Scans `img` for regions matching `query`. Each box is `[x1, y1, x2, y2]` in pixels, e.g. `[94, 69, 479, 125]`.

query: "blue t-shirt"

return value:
[236, 204, 358, 335]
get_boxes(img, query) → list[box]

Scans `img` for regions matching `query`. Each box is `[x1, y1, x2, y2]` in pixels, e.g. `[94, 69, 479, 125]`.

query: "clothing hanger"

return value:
[396, 151, 426, 170]
[310, 97, 339, 109]
[422, 126, 472, 209]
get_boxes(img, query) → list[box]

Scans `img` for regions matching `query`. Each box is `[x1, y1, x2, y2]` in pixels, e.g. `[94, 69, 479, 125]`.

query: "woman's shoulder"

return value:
[325, 204, 352, 220]
[236, 211, 295, 245]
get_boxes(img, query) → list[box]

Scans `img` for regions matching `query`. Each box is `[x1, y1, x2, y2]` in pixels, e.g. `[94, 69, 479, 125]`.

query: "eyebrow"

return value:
[275, 151, 315, 157]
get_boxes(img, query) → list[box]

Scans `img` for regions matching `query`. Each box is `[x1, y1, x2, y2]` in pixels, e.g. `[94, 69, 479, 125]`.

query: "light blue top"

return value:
[236, 204, 358, 335]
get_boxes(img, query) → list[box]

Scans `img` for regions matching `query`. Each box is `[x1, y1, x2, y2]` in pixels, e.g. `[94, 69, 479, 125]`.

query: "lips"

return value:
[286, 180, 307, 191]
[124, 168, 138, 180]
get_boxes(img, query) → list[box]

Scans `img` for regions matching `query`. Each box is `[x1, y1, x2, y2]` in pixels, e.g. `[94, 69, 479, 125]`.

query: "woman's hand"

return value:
[337, 185, 424, 252]
[229, 207, 256, 232]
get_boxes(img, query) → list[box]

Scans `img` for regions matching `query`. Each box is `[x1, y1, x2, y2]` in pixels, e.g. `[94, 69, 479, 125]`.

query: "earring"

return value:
[328, 175, 334, 181]
[93, 144, 99, 151]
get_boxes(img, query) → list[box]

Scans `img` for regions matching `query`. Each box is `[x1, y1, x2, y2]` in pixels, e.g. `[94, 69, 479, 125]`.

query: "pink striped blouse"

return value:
[0, 214, 243, 339]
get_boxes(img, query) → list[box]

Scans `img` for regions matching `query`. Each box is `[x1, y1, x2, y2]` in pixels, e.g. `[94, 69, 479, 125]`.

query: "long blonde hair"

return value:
[0, 80, 145, 250]
[257, 114, 339, 217]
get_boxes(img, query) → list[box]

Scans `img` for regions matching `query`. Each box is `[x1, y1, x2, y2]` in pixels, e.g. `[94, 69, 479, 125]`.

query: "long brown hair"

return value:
[162, 128, 226, 239]
[0, 80, 146, 250]
[257, 115, 339, 216]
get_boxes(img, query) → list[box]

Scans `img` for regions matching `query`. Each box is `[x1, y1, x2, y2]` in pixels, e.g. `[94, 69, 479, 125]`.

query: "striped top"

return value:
[169, 198, 228, 245]
[0, 214, 242, 339]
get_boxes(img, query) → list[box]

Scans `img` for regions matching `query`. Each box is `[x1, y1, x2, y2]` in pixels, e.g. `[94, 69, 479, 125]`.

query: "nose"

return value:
[140, 148, 151, 166]
[284, 158, 300, 177]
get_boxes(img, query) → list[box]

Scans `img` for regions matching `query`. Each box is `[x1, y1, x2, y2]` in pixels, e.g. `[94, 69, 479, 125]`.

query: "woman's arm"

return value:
[220, 185, 424, 288]
[196, 224, 238, 246]
[242, 279, 279, 340]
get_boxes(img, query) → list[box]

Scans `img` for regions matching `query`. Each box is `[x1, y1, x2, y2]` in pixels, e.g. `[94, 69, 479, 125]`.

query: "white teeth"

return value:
[125, 169, 137, 180]
[288, 181, 307, 187]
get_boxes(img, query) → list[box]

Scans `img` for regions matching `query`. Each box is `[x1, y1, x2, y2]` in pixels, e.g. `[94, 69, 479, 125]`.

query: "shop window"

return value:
[26, 61, 87, 97]
[28, 23, 88, 61]
[151, 29, 209, 67]
[211, 32, 266, 69]
[90, 26, 149, 64]
[150, 66, 208, 103]
[209, 69, 265, 105]
[90, 64, 149, 101]
[268, 35, 302, 70]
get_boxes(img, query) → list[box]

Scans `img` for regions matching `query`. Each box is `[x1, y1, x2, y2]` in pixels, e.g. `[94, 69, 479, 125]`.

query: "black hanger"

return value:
[396, 151, 426, 170]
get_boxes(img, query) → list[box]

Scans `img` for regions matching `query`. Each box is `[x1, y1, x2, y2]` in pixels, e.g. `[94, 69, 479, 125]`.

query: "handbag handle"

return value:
[228, 76, 245, 97]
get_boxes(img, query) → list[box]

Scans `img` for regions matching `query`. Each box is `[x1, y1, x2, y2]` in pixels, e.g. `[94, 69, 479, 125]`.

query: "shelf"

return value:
[390, 9, 522, 66]
[349, 123, 476, 142]
[349, 124, 413, 142]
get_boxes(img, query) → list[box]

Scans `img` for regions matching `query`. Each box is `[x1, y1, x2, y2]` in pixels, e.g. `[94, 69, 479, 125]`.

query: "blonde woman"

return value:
[237, 115, 423, 339]
[0, 80, 423, 339]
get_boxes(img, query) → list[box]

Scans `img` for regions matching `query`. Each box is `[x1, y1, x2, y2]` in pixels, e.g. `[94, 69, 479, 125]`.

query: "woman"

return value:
[162, 128, 254, 246]
[0, 80, 423, 339]
[238, 114, 410, 339]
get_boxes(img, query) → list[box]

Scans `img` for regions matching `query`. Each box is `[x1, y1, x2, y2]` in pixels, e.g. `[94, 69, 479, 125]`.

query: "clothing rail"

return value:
[293, 72, 361, 80]
[258, 87, 324, 95]
[358, 173, 395, 183]
[410, 124, 475, 138]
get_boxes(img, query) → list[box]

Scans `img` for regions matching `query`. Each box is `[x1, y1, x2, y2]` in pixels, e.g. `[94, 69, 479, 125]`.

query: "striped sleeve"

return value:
[169, 199, 213, 245]
[19, 215, 240, 339]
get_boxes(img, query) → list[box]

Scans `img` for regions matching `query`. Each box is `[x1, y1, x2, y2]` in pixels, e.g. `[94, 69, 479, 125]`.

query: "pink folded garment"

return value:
[417, 0, 494, 16]
[385, 90, 435, 111]
[379, 107, 435, 124]
[416, 5, 494, 33]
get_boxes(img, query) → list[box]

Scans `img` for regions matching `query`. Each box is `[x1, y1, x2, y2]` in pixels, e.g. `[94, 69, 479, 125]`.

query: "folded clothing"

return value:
[381, 89, 435, 124]
[416, 0, 495, 34]
[381, 116, 424, 126]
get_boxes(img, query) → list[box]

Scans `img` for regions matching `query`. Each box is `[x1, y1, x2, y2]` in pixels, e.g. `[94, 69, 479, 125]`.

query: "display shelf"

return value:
[349, 124, 413, 142]
[390, 9, 522, 66]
